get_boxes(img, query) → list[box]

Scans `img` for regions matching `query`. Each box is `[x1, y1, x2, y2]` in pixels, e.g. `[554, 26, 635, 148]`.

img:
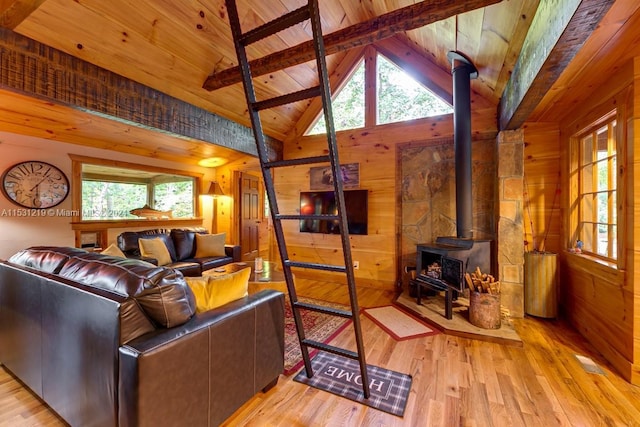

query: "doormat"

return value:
[293, 352, 412, 417]
[284, 297, 352, 375]
[363, 305, 439, 341]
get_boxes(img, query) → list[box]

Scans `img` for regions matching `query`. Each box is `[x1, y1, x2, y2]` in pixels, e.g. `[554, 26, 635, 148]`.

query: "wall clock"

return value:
[2, 161, 70, 209]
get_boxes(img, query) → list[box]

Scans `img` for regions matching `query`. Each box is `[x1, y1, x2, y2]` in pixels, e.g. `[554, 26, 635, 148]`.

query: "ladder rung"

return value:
[265, 155, 330, 169]
[301, 340, 359, 360]
[275, 213, 339, 221]
[294, 301, 352, 319]
[251, 86, 321, 111]
[240, 6, 310, 45]
[285, 260, 346, 273]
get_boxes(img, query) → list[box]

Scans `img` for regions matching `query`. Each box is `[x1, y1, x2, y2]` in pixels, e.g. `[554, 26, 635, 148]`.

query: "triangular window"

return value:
[305, 52, 452, 135]
[307, 59, 365, 135]
[377, 54, 452, 125]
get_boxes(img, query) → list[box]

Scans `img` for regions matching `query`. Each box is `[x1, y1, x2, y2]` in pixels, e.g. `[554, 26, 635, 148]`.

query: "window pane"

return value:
[596, 192, 608, 225]
[377, 54, 452, 125]
[154, 181, 194, 218]
[611, 225, 617, 258]
[596, 125, 608, 160]
[597, 222, 608, 256]
[580, 194, 594, 222]
[580, 222, 593, 252]
[582, 134, 593, 165]
[596, 159, 608, 192]
[307, 61, 365, 135]
[581, 163, 593, 194]
[82, 181, 146, 219]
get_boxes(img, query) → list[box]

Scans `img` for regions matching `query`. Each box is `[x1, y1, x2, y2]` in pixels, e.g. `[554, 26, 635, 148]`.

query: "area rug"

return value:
[363, 305, 439, 341]
[284, 297, 352, 375]
[293, 352, 412, 417]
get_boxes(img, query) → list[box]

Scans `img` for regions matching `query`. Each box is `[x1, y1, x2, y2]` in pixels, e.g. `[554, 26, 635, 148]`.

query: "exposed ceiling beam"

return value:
[203, 0, 502, 91]
[498, 0, 614, 130]
[0, 0, 47, 29]
[0, 28, 282, 159]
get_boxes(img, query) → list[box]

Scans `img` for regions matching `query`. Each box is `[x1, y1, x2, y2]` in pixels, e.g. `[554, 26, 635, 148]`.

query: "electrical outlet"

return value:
[353, 261, 359, 270]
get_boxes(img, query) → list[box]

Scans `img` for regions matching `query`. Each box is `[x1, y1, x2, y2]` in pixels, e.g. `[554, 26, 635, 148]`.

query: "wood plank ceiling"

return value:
[0, 0, 637, 165]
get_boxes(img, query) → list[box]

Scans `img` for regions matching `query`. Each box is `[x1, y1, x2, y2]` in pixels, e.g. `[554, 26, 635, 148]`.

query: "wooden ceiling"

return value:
[0, 0, 638, 165]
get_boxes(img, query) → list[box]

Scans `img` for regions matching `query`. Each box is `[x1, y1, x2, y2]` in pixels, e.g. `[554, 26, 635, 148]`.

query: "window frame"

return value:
[570, 110, 620, 263]
[69, 154, 203, 223]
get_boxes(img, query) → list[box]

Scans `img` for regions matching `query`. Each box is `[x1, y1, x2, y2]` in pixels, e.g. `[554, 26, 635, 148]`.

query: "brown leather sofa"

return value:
[117, 228, 241, 276]
[0, 246, 284, 427]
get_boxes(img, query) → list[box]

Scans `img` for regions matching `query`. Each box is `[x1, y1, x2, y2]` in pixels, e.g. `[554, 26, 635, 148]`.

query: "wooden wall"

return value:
[523, 122, 562, 254]
[539, 57, 640, 385]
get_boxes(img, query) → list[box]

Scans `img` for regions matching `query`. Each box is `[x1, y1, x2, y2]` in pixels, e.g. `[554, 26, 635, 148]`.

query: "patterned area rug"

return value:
[284, 297, 352, 375]
[294, 352, 412, 417]
[363, 305, 440, 341]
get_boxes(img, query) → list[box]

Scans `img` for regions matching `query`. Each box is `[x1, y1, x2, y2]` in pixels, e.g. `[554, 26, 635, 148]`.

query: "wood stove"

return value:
[414, 237, 491, 319]
[410, 51, 493, 320]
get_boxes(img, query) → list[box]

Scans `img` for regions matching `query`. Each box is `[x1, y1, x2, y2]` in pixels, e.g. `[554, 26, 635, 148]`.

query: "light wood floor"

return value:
[2, 279, 640, 426]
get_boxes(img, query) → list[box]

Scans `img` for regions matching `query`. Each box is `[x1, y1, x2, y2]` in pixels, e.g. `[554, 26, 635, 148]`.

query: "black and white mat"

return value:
[293, 352, 412, 417]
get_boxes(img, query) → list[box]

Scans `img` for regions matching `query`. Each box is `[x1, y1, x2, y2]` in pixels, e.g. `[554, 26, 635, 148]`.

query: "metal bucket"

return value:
[469, 291, 501, 329]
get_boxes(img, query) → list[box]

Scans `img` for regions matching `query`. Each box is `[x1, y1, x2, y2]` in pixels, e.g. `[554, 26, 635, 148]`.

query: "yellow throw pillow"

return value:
[185, 267, 250, 313]
[194, 233, 226, 258]
[139, 237, 172, 266]
[100, 243, 126, 258]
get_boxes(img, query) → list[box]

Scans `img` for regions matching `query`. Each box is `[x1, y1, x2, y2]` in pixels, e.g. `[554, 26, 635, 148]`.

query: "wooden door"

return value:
[240, 173, 261, 260]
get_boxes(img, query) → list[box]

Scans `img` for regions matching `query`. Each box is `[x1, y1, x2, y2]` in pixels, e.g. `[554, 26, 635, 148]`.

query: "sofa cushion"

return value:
[8, 246, 88, 274]
[139, 237, 173, 266]
[194, 233, 226, 258]
[171, 229, 200, 260]
[117, 229, 167, 256]
[185, 267, 250, 313]
[58, 254, 196, 328]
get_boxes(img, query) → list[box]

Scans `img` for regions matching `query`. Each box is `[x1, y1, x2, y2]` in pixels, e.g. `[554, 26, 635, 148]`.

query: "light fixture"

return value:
[198, 157, 228, 168]
[203, 181, 225, 197]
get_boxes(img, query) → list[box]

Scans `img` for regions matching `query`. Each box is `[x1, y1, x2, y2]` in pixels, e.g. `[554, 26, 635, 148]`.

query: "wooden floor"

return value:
[2, 278, 640, 426]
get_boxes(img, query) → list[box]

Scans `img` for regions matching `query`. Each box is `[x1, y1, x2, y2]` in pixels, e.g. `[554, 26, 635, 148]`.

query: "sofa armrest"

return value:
[118, 290, 284, 427]
[225, 244, 241, 262]
[124, 255, 158, 265]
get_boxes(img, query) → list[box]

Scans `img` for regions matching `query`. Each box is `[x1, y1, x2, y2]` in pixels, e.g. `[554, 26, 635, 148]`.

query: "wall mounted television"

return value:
[299, 189, 368, 235]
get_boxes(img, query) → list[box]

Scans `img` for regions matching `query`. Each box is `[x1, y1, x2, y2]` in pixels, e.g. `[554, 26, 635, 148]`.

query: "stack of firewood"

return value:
[465, 267, 500, 294]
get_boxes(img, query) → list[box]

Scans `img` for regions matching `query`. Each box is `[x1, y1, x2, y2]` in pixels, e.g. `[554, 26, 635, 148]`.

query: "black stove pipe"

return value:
[447, 51, 478, 240]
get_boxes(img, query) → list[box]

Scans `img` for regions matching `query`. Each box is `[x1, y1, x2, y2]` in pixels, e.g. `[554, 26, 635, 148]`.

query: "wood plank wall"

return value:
[540, 57, 640, 384]
[523, 122, 561, 254]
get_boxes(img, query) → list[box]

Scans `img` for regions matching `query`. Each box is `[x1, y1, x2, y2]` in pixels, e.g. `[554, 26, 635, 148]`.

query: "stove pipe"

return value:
[447, 51, 478, 240]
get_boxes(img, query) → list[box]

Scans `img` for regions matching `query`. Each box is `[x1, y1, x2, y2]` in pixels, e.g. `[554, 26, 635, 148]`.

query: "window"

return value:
[376, 54, 452, 125]
[306, 52, 452, 135]
[81, 164, 195, 220]
[307, 60, 365, 135]
[577, 115, 617, 260]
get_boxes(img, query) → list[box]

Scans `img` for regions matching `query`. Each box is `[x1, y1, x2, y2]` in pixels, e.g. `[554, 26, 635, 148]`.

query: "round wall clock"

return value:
[2, 161, 70, 209]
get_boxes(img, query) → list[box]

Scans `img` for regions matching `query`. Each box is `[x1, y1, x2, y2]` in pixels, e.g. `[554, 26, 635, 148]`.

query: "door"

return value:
[240, 173, 261, 260]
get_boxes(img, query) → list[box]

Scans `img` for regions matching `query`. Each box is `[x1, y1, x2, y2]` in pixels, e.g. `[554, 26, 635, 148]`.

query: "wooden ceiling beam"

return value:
[498, 0, 614, 130]
[0, 0, 48, 29]
[0, 28, 281, 159]
[203, 0, 501, 91]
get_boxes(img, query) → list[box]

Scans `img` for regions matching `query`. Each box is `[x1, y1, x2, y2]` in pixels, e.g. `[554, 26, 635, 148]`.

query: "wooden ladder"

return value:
[224, 0, 370, 398]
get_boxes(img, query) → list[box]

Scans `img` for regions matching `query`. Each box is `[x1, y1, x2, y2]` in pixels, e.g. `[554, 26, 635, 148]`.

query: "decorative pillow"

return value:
[139, 237, 172, 266]
[194, 232, 226, 258]
[185, 267, 250, 313]
[101, 243, 126, 258]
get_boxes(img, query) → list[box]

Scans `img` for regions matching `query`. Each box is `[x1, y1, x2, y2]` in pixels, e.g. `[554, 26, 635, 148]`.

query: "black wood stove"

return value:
[411, 51, 493, 320]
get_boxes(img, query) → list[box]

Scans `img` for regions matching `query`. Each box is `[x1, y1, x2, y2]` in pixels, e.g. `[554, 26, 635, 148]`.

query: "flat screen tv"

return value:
[299, 189, 368, 235]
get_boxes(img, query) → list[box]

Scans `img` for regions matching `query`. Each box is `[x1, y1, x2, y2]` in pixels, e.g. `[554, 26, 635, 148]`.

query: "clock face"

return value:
[2, 161, 70, 209]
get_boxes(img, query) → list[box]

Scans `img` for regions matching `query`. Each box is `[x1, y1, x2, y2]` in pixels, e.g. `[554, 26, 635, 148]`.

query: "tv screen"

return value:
[299, 189, 368, 235]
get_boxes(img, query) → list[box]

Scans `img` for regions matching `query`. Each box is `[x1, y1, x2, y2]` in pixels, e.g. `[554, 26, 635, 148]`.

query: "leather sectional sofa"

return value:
[0, 246, 284, 427]
[117, 227, 241, 276]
